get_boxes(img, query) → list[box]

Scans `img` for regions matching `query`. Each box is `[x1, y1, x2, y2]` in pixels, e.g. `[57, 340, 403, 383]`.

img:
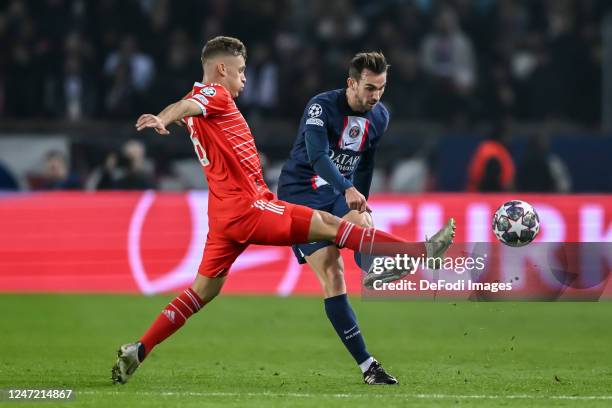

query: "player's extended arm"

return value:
[305, 130, 368, 212]
[352, 147, 375, 200]
[305, 129, 352, 192]
[135, 100, 201, 135]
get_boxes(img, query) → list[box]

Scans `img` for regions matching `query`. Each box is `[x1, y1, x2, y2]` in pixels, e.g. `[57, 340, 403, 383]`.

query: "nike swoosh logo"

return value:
[344, 324, 358, 334]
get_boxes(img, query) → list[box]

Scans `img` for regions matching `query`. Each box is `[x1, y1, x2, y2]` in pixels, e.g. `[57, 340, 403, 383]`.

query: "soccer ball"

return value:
[492, 200, 540, 247]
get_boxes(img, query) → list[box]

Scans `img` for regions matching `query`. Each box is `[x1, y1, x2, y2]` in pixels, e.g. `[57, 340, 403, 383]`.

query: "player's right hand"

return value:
[345, 186, 368, 213]
[135, 114, 170, 135]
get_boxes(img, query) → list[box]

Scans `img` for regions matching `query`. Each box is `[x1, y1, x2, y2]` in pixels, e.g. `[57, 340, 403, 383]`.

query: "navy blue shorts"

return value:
[277, 188, 351, 264]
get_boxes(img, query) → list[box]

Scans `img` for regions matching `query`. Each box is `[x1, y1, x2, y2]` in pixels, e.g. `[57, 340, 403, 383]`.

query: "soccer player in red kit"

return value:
[112, 36, 455, 385]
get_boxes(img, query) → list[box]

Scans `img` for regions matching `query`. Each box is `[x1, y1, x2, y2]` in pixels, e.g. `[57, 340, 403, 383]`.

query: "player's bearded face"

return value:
[350, 70, 387, 112]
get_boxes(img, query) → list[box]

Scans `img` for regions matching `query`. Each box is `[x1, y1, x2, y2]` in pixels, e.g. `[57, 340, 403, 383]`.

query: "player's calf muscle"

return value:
[190, 275, 225, 302]
[322, 267, 346, 296]
[306, 247, 346, 297]
[307, 210, 341, 241]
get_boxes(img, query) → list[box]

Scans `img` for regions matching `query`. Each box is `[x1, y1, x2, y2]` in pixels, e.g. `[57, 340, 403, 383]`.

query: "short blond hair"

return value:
[201, 36, 247, 66]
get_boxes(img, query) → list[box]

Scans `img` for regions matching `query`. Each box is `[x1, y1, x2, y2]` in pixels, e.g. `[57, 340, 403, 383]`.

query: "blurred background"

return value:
[0, 0, 611, 193]
[1, 4, 611, 398]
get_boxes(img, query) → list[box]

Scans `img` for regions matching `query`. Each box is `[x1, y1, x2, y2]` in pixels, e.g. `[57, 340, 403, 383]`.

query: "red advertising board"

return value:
[0, 192, 610, 296]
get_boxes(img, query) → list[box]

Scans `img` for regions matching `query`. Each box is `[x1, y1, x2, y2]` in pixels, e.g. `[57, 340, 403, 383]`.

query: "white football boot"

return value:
[425, 218, 456, 269]
[111, 342, 141, 384]
[362, 258, 413, 289]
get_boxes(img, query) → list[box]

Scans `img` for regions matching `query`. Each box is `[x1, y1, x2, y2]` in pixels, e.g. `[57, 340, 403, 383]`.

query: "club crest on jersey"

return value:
[201, 87, 216, 97]
[339, 116, 369, 151]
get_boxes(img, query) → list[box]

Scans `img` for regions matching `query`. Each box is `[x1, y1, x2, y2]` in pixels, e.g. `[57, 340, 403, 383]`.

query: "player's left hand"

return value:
[345, 187, 368, 213]
[136, 114, 169, 135]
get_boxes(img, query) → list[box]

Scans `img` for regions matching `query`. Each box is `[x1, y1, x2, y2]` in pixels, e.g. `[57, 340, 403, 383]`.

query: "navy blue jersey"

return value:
[277, 89, 389, 198]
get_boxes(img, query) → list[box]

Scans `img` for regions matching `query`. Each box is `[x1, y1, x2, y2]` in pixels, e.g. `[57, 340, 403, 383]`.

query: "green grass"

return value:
[0, 295, 611, 407]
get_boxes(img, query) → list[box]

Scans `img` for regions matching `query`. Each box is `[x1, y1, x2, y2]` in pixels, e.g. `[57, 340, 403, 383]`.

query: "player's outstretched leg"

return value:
[362, 218, 457, 288]
[308, 210, 456, 263]
[339, 210, 412, 289]
[336, 217, 456, 261]
[112, 275, 224, 384]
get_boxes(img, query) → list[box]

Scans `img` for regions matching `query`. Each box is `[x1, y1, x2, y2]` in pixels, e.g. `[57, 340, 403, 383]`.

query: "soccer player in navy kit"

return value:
[278, 52, 406, 384]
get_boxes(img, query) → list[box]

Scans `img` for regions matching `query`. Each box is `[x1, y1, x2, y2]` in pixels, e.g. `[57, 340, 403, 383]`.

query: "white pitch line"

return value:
[78, 391, 612, 400]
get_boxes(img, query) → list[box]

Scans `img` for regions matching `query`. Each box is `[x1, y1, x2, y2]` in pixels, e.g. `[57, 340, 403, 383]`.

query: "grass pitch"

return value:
[0, 294, 611, 407]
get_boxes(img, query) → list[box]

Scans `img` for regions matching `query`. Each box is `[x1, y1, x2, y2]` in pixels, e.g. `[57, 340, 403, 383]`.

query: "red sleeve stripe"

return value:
[359, 120, 370, 151]
[234, 145, 256, 155]
[230, 130, 251, 137]
[242, 158, 260, 167]
[241, 162, 258, 172]
[226, 132, 251, 141]
[219, 111, 240, 116]
[234, 140, 253, 148]
[217, 117, 244, 125]
[221, 123, 249, 131]
[240, 153, 258, 162]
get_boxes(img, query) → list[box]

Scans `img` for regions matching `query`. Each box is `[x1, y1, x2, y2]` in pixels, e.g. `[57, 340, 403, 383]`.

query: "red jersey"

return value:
[183, 82, 272, 217]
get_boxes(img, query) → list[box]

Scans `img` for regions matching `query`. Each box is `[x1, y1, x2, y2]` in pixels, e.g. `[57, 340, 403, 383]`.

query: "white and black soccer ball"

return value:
[492, 200, 540, 247]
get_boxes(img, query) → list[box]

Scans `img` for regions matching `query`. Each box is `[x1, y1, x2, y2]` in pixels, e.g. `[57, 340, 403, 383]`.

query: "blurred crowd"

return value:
[0, 132, 579, 193]
[0, 0, 606, 127]
[1, 0, 610, 193]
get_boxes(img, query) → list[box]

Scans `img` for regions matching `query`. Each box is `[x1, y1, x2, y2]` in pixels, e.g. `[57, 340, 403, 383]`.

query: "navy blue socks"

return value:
[354, 252, 375, 273]
[324, 293, 371, 365]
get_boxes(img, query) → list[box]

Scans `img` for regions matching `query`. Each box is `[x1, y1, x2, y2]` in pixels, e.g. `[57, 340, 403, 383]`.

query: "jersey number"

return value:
[191, 137, 210, 166]
[186, 117, 210, 166]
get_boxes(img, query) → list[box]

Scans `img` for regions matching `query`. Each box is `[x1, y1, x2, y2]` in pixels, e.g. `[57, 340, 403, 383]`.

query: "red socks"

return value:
[335, 220, 426, 257]
[140, 288, 206, 359]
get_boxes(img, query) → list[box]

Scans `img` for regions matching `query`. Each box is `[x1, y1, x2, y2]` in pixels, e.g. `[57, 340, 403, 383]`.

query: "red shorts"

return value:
[198, 197, 313, 278]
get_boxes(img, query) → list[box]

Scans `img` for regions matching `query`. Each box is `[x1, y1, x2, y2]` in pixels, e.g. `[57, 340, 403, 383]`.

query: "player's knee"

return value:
[356, 212, 373, 228]
[343, 210, 373, 228]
